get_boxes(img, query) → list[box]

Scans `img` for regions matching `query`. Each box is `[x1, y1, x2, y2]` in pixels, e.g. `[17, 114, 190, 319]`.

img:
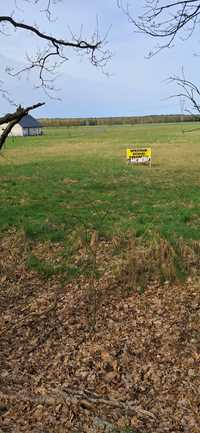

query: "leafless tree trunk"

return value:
[0, 103, 45, 150]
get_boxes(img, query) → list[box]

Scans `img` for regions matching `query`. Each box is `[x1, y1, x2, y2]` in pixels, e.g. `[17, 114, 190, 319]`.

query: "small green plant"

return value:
[139, 286, 145, 295]
[79, 228, 100, 331]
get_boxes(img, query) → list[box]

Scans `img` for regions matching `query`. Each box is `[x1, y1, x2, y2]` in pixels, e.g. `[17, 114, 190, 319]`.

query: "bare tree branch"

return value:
[0, 1, 111, 148]
[0, 16, 101, 51]
[0, 102, 45, 150]
[168, 72, 200, 113]
[0, 14, 110, 81]
[119, 1, 200, 115]
[0, 0, 111, 92]
[118, 1, 200, 54]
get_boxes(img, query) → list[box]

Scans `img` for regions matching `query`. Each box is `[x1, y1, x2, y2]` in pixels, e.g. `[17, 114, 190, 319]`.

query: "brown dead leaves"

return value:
[0, 231, 200, 432]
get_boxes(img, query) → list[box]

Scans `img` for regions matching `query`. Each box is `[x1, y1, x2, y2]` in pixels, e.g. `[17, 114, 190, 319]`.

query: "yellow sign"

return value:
[127, 148, 152, 165]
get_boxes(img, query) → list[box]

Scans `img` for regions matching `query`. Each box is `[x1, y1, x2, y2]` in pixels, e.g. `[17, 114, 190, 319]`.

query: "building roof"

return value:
[19, 115, 41, 128]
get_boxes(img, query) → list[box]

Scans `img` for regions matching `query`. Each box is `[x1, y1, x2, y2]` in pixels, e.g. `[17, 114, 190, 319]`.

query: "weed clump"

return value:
[114, 235, 200, 294]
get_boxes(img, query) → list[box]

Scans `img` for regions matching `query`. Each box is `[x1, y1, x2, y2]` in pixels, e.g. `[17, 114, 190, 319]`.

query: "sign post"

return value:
[127, 148, 152, 167]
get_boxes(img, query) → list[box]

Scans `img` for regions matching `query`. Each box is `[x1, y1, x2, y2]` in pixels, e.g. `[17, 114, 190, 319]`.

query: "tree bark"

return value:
[0, 102, 45, 150]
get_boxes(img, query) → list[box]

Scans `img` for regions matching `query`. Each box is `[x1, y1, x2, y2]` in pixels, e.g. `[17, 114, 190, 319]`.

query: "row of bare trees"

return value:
[1, 0, 200, 149]
[40, 114, 200, 128]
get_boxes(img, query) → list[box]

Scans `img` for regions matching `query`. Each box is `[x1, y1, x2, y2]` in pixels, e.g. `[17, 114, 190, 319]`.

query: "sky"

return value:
[0, 0, 200, 118]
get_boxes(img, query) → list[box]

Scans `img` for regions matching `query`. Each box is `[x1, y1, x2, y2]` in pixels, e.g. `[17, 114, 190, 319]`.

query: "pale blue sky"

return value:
[0, 0, 199, 118]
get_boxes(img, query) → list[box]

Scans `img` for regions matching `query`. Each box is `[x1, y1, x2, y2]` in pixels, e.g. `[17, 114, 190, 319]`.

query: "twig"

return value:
[0, 387, 156, 421]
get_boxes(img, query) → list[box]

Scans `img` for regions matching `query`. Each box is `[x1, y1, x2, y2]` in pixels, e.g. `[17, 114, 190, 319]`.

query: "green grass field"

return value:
[1, 125, 199, 433]
[0, 121, 200, 288]
[1, 123, 200, 244]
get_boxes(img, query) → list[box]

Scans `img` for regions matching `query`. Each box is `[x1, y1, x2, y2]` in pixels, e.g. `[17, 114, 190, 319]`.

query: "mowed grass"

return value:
[0, 123, 200, 245]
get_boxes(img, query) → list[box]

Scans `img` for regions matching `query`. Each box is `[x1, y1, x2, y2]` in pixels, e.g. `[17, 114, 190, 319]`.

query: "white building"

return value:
[0, 114, 42, 137]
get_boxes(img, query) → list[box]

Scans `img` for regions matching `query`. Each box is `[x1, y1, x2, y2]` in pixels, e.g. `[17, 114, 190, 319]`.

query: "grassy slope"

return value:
[0, 123, 200, 244]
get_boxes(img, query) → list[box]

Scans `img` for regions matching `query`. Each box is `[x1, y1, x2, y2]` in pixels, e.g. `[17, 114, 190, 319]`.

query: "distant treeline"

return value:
[39, 114, 200, 127]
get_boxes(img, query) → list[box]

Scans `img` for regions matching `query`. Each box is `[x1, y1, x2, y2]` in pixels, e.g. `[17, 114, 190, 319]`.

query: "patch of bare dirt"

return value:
[0, 232, 200, 433]
[63, 178, 79, 185]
